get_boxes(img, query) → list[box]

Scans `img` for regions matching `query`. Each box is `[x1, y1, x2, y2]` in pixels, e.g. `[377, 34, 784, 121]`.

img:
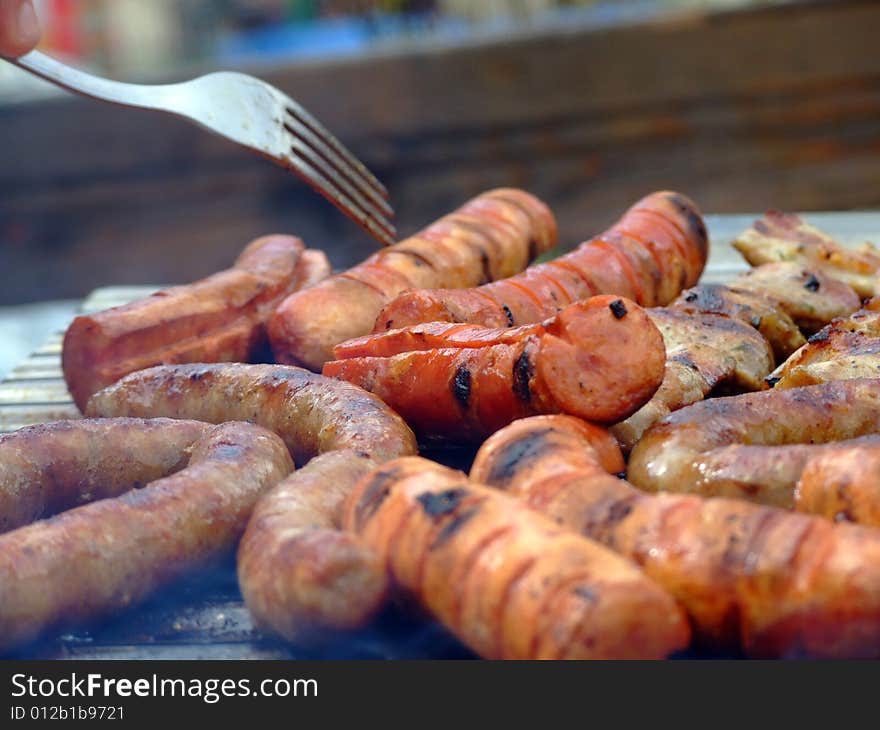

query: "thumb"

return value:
[0, 0, 41, 58]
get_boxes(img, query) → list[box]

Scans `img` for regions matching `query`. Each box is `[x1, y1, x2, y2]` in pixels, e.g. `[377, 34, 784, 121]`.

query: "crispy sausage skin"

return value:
[86, 363, 417, 642]
[627, 379, 880, 502]
[472, 416, 880, 657]
[374, 191, 708, 331]
[268, 188, 557, 371]
[0, 421, 292, 653]
[86, 363, 416, 465]
[324, 296, 665, 441]
[0, 418, 209, 533]
[236, 450, 389, 642]
[342, 456, 690, 660]
[62, 235, 317, 411]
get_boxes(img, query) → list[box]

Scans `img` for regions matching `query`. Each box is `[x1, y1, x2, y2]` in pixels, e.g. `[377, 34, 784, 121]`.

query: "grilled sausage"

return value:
[472, 415, 880, 657]
[628, 379, 880, 502]
[63, 234, 311, 411]
[268, 189, 557, 370]
[374, 191, 708, 330]
[324, 296, 665, 441]
[0, 421, 292, 653]
[0, 418, 208, 533]
[342, 455, 690, 659]
[236, 450, 389, 642]
[86, 363, 417, 642]
[86, 363, 416, 465]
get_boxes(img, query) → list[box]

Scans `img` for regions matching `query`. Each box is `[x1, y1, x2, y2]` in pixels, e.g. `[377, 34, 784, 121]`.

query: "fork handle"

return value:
[8, 50, 173, 111]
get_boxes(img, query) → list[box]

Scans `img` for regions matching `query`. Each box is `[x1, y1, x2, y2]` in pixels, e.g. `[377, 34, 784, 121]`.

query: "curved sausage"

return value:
[472, 415, 880, 657]
[236, 450, 389, 642]
[342, 456, 690, 659]
[0, 418, 209, 533]
[0, 420, 292, 653]
[86, 363, 416, 465]
[63, 234, 311, 411]
[85, 363, 417, 642]
[268, 188, 557, 370]
[375, 191, 708, 330]
[324, 296, 665, 441]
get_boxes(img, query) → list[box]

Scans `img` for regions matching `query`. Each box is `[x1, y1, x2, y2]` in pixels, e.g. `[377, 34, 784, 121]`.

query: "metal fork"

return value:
[6, 50, 396, 246]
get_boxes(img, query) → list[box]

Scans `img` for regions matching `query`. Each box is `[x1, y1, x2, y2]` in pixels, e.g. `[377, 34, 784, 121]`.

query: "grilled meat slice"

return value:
[671, 283, 804, 361]
[733, 262, 861, 335]
[647, 309, 773, 391]
[612, 310, 774, 451]
[770, 307, 880, 388]
[733, 211, 880, 298]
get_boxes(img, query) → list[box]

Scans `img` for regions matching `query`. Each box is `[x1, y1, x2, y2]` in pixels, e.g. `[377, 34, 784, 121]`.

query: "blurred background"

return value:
[1, 0, 879, 371]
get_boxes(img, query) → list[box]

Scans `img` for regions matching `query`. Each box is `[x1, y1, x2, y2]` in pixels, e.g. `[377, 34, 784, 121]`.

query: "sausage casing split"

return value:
[374, 191, 708, 330]
[268, 188, 557, 370]
[0, 421, 292, 653]
[324, 296, 665, 441]
[63, 235, 316, 411]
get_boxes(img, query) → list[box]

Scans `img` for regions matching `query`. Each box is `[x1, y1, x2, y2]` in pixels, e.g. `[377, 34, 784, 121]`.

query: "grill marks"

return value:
[451, 366, 472, 409]
[345, 456, 690, 659]
[512, 351, 534, 403]
[374, 191, 706, 332]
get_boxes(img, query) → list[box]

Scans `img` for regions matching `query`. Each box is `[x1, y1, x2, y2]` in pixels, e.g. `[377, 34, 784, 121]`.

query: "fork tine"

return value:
[283, 149, 397, 247]
[288, 136, 395, 236]
[285, 98, 390, 200]
[288, 136, 397, 243]
[284, 111, 394, 220]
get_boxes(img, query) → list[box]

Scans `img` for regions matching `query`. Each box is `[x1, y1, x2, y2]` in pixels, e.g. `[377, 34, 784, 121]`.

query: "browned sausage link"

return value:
[628, 379, 880, 502]
[237, 450, 389, 642]
[324, 297, 666, 441]
[373, 191, 708, 331]
[0, 421, 292, 653]
[85, 363, 417, 642]
[341, 456, 690, 659]
[85, 363, 417, 466]
[63, 234, 307, 411]
[795, 438, 880, 525]
[472, 416, 880, 657]
[0, 418, 209, 533]
[268, 188, 557, 371]
[290, 249, 332, 291]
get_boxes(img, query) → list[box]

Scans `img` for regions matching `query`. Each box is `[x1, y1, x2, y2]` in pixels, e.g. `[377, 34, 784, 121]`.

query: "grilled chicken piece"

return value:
[647, 309, 773, 391]
[612, 310, 773, 451]
[671, 283, 804, 361]
[732, 262, 861, 335]
[770, 307, 880, 388]
[611, 344, 731, 451]
[733, 211, 880, 298]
